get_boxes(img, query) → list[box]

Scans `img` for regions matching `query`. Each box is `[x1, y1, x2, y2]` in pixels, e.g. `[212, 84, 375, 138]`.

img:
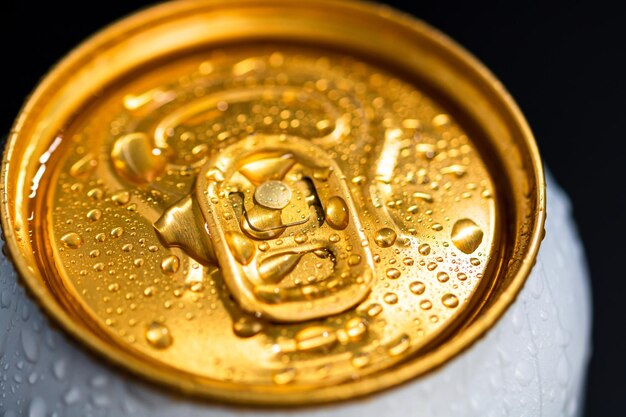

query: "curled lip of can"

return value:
[0, 0, 545, 405]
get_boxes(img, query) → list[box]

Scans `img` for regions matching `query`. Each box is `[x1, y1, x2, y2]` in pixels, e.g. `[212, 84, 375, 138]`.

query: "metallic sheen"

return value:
[0, 0, 545, 405]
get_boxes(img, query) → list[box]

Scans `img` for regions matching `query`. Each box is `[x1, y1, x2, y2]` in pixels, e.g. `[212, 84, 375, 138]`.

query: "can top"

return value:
[1, 0, 545, 405]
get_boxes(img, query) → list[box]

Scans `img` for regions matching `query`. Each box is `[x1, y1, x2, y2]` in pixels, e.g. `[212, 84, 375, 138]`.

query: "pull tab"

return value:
[158, 134, 376, 322]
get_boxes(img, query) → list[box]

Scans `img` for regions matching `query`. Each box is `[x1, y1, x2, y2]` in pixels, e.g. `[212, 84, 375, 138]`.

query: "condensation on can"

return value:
[0, 1, 589, 414]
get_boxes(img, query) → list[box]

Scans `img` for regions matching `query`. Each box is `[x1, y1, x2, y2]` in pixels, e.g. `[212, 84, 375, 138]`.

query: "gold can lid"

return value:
[1, 0, 545, 405]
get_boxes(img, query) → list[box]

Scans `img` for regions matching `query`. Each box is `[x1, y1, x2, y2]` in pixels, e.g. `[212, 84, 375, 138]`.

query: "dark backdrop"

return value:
[1, 1, 623, 415]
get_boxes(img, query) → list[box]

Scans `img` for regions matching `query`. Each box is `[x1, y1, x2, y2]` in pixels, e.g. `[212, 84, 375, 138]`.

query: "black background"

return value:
[1, 1, 623, 415]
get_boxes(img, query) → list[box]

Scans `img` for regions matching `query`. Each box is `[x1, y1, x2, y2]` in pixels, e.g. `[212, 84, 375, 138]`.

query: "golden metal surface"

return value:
[0, 0, 545, 405]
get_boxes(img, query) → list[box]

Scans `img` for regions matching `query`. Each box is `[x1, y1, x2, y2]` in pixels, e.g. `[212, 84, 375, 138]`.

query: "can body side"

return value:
[0, 174, 591, 417]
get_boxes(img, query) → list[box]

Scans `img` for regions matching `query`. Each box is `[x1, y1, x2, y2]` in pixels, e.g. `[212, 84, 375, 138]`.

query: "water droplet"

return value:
[70, 153, 97, 178]
[145, 321, 172, 349]
[258, 242, 270, 251]
[514, 359, 535, 386]
[86, 209, 102, 221]
[28, 371, 38, 384]
[451, 218, 483, 254]
[1, 290, 11, 309]
[111, 132, 166, 183]
[351, 175, 366, 184]
[402, 257, 414, 266]
[409, 281, 425, 295]
[442, 293, 459, 308]
[366, 303, 383, 317]
[383, 292, 398, 304]
[431, 223, 443, 231]
[420, 299, 433, 310]
[418, 243, 431, 255]
[351, 352, 371, 368]
[313, 166, 331, 181]
[93, 262, 105, 272]
[110, 227, 124, 238]
[325, 196, 349, 230]
[470, 257, 481, 266]
[95, 233, 106, 242]
[53, 359, 67, 380]
[413, 192, 433, 203]
[273, 367, 296, 385]
[143, 286, 156, 297]
[111, 190, 131, 206]
[21, 329, 38, 362]
[345, 317, 368, 341]
[374, 227, 397, 247]
[294, 232, 308, 244]
[107, 283, 120, 293]
[233, 316, 264, 338]
[557, 355, 570, 386]
[295, 326, 337, 351]
[348, 254, 362, 266]
[90, 375, 108, 387]
[387, 334, 410, 356]
[27, 397, 47, 417]
[161, 255, 180, 274]
[329, 233, 341, 243]
[437, 272, 450, 282]
[87, 187, 104, 200]
[427, 262, 437, 271]
[440, 164, 466, 177]
[258, 252, 303, 283]
[122, 244, 133, 252]
[386, 268, 401, 279]
[457, 272, 468, 281]
[91, 393, 111, 408]
[63, 387, 81, 405]
[192, 144, 208, 157]
[61, 232, 82, 249]
[432, 113, 450, 127]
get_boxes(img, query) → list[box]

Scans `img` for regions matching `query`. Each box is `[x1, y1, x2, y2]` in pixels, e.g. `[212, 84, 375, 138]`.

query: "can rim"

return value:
[1, 0, 546, 405]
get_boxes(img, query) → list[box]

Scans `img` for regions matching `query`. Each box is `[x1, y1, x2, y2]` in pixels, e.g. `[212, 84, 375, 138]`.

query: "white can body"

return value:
[0, 174, 592, 417]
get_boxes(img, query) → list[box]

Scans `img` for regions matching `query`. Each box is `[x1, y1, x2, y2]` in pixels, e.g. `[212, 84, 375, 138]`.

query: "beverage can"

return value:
[0, 1, 590, 415]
